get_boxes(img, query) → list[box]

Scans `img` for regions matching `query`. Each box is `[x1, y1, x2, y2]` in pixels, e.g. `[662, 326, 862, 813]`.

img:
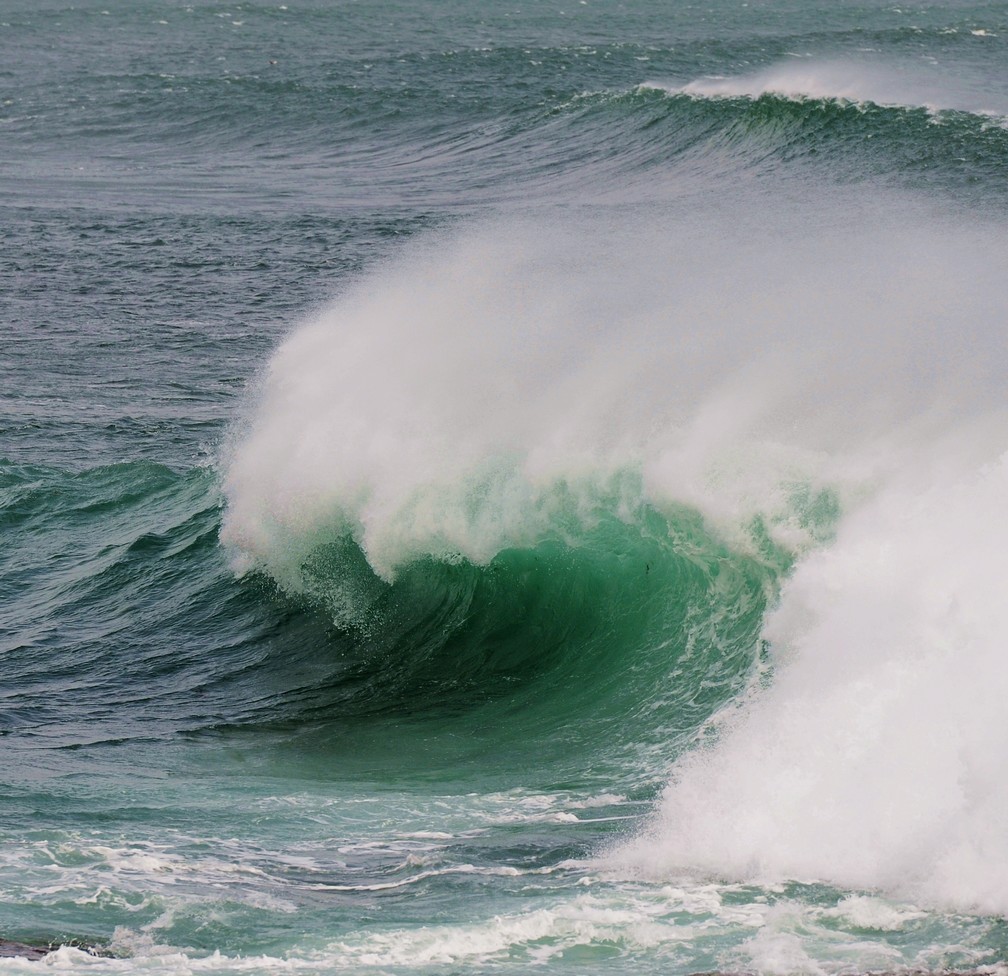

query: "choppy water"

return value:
[4, 1, 1008, 973]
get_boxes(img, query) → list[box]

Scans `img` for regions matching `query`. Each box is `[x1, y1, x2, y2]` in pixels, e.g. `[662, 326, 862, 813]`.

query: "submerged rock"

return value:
[0, 939, 110, 960]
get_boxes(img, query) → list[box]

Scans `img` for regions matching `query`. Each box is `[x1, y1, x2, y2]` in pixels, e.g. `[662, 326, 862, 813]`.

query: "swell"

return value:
[0, 460, 269, 741]
[122, 79, 1008, 205]
[7, 50, 1005, 209]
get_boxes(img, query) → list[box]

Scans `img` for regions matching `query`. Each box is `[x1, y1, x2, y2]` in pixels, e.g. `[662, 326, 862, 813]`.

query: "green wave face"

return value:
[274, 495, 783, 774]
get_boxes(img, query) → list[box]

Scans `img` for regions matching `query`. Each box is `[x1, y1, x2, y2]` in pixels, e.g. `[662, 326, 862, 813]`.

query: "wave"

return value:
[0, 459, 766, 764]
[0, 454, 765, 766]
[222, 197, 1008, 909]
[15, 51, 1005, 213]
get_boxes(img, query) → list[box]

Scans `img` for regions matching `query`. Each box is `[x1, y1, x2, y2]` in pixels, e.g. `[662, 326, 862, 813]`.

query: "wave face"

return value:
[5, 0, 1008, 972]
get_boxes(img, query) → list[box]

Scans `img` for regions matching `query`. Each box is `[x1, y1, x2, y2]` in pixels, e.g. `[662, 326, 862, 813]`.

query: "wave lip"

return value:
[222, 203, 1008, 586]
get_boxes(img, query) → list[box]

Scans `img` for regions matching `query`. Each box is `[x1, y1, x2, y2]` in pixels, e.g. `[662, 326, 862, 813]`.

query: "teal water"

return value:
[4, 1, 1008, 972]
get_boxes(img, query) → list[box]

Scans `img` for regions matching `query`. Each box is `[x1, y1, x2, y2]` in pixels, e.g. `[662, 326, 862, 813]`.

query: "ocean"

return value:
[3, 0, 1008, 972]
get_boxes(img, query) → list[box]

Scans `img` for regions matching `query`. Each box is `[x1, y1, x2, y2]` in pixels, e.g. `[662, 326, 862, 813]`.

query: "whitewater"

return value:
[3, 0, 1008, 973]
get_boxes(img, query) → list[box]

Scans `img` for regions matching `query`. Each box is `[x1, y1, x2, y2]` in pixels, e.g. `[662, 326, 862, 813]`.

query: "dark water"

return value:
[3, 1, 1008, 972]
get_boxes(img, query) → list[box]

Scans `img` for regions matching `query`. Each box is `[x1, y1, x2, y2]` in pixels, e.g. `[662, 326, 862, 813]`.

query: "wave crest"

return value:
[645, 59, 1008, 120]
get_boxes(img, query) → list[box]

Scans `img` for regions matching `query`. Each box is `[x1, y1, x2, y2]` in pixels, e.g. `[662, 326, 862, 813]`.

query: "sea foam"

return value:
[616, 446, 1008, 914]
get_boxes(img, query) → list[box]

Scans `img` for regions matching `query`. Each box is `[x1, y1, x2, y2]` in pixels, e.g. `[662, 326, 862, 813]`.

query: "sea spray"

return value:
[661, 57, 1008, 118]
[222, 203, 1008, 585]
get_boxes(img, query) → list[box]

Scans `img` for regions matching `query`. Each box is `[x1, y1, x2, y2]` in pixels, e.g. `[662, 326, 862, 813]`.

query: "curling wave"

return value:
[222, 198, 1008, 909]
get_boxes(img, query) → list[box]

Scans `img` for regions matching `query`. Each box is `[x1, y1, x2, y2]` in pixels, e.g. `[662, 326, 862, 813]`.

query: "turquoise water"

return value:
[4, 1, 1008, 972]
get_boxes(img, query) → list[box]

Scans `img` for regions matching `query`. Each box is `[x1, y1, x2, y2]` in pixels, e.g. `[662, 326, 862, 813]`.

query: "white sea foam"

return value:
[616, 449, 1008, 914]
[3, 884, 988, 975]
[825, 895, 928, 931]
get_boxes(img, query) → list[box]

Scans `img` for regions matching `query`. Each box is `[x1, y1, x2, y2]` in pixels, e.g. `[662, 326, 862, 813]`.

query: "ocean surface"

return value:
[3, 1, 1008, 973]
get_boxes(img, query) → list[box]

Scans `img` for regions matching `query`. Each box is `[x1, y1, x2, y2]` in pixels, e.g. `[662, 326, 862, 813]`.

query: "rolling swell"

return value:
[0, 460, 299, 742]
[551, 82, 1008, 199]
[194, 77, 1008, 204]
[9, 17, 1006, 212]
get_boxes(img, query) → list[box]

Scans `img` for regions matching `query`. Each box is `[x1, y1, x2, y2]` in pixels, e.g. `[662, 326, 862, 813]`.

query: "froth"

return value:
[616, 449, 1008, 914]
